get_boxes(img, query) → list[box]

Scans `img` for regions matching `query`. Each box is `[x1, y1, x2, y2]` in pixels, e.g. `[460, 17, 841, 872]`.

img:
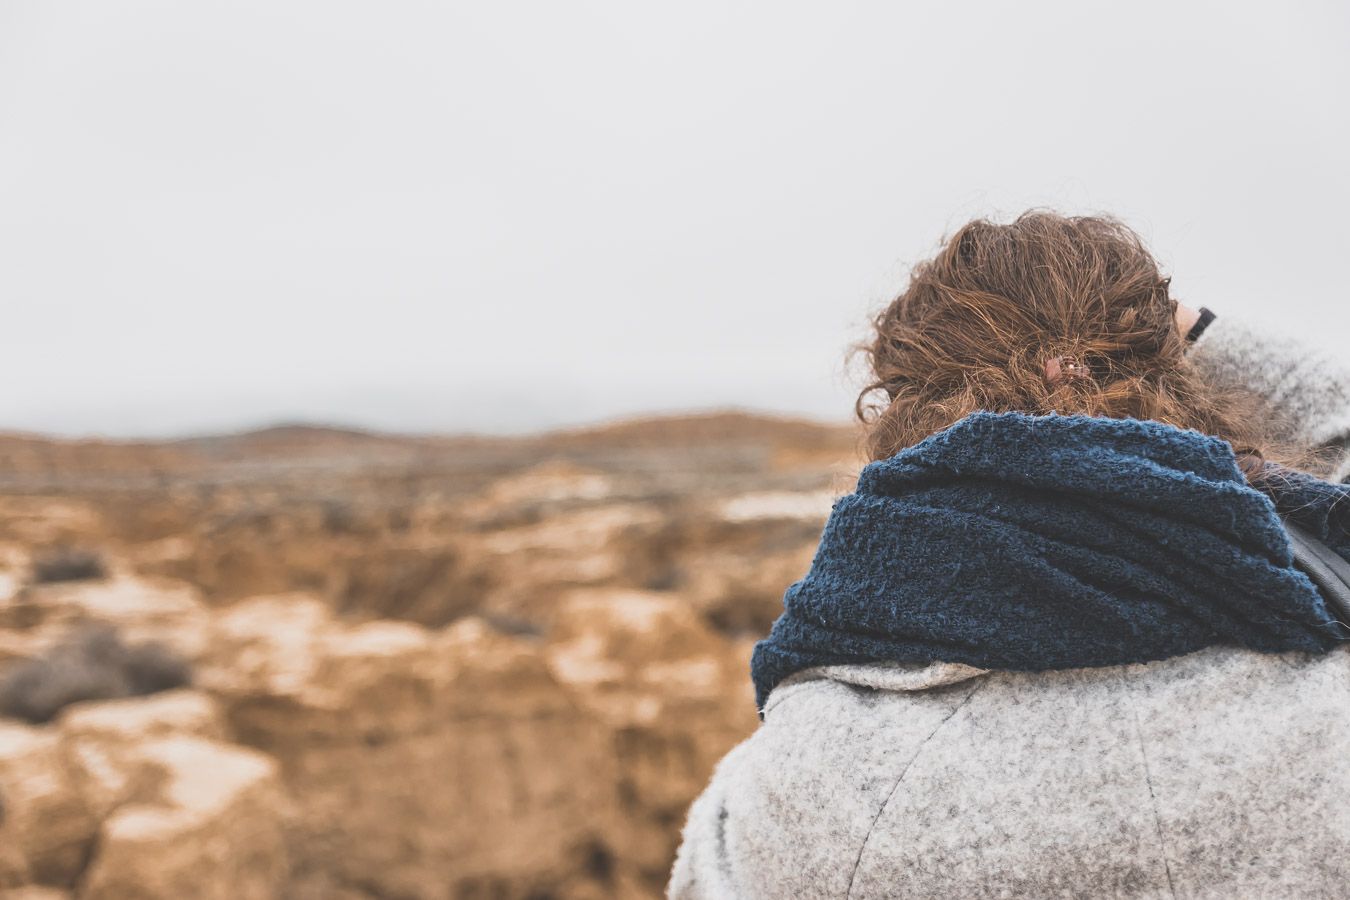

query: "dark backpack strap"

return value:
[1285, 520, 1350, 626]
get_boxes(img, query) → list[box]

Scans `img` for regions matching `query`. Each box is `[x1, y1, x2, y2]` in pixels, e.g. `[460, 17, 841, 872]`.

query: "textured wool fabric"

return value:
[1190, 318, 1350, 482]
[669, 647, 1350, 899]
[751, 412, 1350, 710]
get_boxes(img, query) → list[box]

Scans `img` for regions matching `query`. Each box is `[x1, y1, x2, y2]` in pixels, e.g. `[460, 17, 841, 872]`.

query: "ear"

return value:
[1174, 301, 1202, 337]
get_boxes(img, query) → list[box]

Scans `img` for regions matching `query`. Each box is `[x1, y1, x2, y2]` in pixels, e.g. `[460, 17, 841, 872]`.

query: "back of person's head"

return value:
[857, 210, 1268, 464]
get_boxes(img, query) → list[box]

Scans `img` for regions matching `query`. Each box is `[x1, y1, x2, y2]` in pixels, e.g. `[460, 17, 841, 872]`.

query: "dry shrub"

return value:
[31, 547, 107, 584]
[0, 625, 191, 724]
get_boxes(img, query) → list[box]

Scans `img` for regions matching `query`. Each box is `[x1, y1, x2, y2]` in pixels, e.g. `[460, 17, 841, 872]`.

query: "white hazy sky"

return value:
[1, 1, 1347, 437]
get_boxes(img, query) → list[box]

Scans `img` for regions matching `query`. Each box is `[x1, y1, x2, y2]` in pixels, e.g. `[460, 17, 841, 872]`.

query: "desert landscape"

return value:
[0, 412, 860, 899]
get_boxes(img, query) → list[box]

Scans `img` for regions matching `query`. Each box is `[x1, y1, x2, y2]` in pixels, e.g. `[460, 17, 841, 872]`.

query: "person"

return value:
[668, 212, 1350, 899]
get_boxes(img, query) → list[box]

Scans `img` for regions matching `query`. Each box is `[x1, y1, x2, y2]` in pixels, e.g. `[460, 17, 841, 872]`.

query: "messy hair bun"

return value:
[856, 211, 1272, 465]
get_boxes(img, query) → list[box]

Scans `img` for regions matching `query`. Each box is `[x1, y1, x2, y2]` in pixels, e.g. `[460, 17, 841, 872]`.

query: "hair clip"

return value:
[1044, 355, 1092, 386]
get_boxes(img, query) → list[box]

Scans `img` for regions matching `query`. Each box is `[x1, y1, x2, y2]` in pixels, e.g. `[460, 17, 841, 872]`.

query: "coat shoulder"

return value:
[672, 647, 1350, 899]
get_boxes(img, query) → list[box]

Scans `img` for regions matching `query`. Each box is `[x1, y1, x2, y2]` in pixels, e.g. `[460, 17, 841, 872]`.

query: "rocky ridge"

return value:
[0, 413, 851, 898]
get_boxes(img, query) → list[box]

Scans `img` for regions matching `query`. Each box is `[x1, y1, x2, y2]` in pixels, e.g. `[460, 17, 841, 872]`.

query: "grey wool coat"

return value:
[669, 320, 1350, 899]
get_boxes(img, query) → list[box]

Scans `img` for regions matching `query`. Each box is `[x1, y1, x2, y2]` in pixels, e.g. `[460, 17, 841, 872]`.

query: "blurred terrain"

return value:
[0, 411, 859, 899]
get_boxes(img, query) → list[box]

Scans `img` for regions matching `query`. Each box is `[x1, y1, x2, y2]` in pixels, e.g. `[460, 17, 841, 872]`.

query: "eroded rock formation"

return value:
[0, 414, 854, 897]
[0, 578, 757, 898]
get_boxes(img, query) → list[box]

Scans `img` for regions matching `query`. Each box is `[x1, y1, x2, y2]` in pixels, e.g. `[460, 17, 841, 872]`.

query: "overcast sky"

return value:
[1, 1, 1346, 437]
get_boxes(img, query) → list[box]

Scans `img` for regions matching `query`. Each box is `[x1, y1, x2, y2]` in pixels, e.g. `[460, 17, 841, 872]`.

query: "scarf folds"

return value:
[751, 412, 1350, 710]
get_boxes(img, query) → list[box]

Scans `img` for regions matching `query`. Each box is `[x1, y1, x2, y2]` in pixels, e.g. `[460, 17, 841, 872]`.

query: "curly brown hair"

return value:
[856, 211, 1276, 467]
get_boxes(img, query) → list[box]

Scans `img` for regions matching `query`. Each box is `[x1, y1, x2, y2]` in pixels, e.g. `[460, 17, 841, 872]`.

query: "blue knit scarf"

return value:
[751, 412, 1350, 710]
